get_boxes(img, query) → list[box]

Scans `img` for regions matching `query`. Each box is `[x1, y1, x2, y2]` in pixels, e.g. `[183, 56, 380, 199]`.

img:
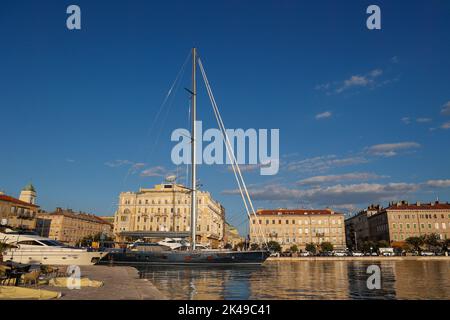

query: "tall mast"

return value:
[190, 47, 197, 251]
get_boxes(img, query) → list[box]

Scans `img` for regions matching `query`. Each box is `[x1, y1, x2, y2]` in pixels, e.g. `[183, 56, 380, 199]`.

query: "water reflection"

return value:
[137, 260, 450, 300]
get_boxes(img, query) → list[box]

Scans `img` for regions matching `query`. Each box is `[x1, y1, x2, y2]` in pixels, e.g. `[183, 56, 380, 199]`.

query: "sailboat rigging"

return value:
[103, 48, 270, 265]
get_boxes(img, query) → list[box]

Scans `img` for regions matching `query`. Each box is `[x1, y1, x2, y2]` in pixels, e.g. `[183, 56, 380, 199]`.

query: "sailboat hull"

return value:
[101, 250, 270, 266]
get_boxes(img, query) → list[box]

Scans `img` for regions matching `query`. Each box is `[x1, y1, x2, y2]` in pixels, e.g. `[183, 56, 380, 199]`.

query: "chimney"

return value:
[416, 201, 421, 206]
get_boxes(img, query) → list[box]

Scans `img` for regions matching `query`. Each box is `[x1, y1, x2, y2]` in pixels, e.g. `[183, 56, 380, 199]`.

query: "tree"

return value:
[305, 243, 317, 255]
[361, 241, 377, 253]
[442, 239, 450, 252]
[405, 236, 424, 253]
[290, 245, 299, 253]
[377, 240, 390, 248]
[250, 243, 260, 251]
[424, 233, 440, 251]
[320, 242, 334, 253]
[265, 241, 281, 252]
[224, 243, 232, 250]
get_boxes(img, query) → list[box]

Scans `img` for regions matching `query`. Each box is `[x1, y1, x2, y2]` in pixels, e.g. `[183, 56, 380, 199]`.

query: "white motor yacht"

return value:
[0, 228, 108, 266]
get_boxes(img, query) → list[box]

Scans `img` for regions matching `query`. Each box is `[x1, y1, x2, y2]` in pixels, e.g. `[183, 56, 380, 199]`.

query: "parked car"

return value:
[420, 251, 435, 256]
[333, 251, 348, 257]
[299, 252, 310, 257]
[351, 251, 364, 257]
[371, 252, 378, 256]
[270, 252, 280, 257]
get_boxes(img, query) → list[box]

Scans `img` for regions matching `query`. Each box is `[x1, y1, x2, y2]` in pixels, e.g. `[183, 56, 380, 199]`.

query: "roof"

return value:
[0, 194, 39, 208]
[256, 209, 343, 216]
[22, 183, 36, 192]
[38, 210, 112, 226]
[386, 201, 450, 211]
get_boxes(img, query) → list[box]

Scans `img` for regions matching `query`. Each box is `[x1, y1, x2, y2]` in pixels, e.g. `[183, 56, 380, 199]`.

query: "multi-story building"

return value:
[368, 201, 450, 242]
[36, 208, 113, 245]
[249, 208, 346, 251]
[345, 204, 381, 249]
[0, 184, 39, 230]
[224, 222, 245, 248]
[113, 183, 225, 248]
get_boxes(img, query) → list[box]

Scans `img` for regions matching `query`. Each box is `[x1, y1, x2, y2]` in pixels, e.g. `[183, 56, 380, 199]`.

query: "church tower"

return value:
[19, 183, 37, 205]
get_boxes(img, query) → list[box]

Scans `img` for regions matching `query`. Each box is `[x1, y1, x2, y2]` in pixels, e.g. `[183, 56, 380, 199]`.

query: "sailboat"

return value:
[104, 48, 270, 265]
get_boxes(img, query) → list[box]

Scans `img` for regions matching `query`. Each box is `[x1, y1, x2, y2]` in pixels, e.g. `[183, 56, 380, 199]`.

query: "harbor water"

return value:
[137, 260, 450, 300]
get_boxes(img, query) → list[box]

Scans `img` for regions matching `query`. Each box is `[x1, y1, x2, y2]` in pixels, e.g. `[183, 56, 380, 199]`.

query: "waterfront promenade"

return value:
[267, 256, 450, 262]
[39, 265, 166, 300]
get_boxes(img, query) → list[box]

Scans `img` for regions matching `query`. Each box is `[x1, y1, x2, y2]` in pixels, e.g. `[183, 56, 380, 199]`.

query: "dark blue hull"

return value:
[101, 250, 270, 265]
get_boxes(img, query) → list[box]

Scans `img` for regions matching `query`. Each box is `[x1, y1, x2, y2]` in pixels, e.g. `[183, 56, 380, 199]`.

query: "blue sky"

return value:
[1, 0, 449, 236]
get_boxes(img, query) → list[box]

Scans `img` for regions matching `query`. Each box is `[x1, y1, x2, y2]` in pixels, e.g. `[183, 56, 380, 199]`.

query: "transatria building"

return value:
[113, 183, 225, 248]
[249, 208, 346, 251]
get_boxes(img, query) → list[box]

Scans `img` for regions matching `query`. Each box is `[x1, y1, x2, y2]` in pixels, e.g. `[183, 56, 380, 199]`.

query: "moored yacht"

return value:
[0, 228, 108, 265]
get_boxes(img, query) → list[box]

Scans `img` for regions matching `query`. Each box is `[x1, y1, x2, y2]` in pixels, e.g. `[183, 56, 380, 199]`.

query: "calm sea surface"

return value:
[137, 260, 450, 300]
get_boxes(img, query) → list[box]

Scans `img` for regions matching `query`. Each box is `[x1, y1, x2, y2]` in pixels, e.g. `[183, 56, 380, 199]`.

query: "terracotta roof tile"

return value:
[386, 202, 450, 210]
[0, 194, 39, 208]
[256, 209, 343, 216]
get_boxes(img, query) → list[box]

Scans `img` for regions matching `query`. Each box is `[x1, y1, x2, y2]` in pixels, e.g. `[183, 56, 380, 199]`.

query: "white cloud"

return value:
[223, 182, 419, 206]
[369, 69, 383, 77]
[297, 172, 386, 186]
[104, 160, 133, 167]
[391, 56, 399, 63]
[285, 155, 368, 174]
[441, 101, 450, 116]
[401, 117, 411, 124]
[315, 111, 332, 119]
[140, 166, 168, 177]
[441, 121, 450, 130]
[424, 179, 450, 188]
[366, 142, 421, 157]
[336, 75, 371, 93]
[66, 158, 75, 163]
[223, 177, 450, 209]
[416, 118, 432, 123]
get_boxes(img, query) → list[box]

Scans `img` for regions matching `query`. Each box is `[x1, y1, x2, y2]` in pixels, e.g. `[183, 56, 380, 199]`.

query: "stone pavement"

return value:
[39, 265, 167, 300]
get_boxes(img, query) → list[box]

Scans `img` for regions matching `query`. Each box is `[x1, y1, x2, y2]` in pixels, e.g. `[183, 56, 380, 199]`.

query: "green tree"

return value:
[320, 242, 334, 253]
[305, 243, 317, 254]
[377, 240, 390, 248]
[224, 243, 232, 250]
[290, 245, 299, 253]
[266, 241, 281, 252]
[361, 241, 377, 253]
[405, 236, 424, 253]
[424, 233, 440, 251]
[250, 243, 260, 251]
[442, 239, 450, 252]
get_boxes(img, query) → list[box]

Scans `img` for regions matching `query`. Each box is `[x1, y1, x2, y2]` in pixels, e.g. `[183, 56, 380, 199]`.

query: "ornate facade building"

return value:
[113, 184, 225, 248]
[249, 208, 346, 251]
[0, 183, 39, 230]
